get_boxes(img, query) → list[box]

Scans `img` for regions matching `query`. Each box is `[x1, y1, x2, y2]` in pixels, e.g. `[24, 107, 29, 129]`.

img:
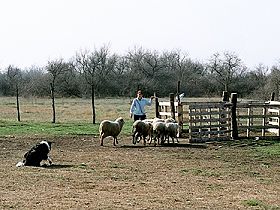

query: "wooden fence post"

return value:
[170, 93, 175, 120]
[231, 93, 238, 140]
[271, 92, 275, 101]
[176, 81, 181, 102]
[155, 97, 160, 118]
[222, 91, 229, 102]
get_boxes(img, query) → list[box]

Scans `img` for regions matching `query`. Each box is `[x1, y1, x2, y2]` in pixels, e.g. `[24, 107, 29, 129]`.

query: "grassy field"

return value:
[0, 97, 279, 209]
[0, 97, 138, 137]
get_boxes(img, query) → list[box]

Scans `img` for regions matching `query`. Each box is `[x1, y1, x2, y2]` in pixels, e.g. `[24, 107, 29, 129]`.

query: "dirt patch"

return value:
[0, 136, 279, 209]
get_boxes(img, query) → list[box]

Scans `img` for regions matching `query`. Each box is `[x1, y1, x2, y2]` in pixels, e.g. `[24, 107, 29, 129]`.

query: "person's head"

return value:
[137, 90, 143, 99]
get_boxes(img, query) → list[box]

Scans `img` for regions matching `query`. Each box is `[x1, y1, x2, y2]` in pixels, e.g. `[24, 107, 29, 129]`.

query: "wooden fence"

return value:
[188, 102, 231, 142]
[237, 101, 280, 137]
[155, 93, 280, 142]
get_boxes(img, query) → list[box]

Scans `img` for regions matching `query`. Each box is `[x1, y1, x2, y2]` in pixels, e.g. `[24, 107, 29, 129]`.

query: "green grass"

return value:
[242, 198, 280, 209]
[0, 120, 134, 137]
[254, 142, 280, 157]
[0, 97, 140, 137]
[243, 198, 264, 207]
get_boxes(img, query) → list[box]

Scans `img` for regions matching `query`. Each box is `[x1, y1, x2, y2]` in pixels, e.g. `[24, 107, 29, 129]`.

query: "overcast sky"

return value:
[0, 0, 280, 71]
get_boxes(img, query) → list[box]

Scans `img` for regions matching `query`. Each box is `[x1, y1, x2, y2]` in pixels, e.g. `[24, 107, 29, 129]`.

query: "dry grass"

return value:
[1, 136, 280, 209]
[0, 96, 223, 123]
[0, 97, 133, 123]
[0, 97, 279, 209]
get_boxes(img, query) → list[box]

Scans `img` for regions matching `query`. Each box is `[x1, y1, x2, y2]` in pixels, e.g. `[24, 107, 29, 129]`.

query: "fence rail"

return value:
[188, 102, 232, 142]
[155, 93, 280, 143]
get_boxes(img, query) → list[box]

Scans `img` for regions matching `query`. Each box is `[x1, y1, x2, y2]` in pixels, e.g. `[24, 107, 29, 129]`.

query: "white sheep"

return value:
[152, 121, 166, 145]
[152, 117, 165, 124]
[165, 122, 180, 144]
[132, 120, 153, 145]
[164, 118, 176, 123]
[99, 117, 125, 146]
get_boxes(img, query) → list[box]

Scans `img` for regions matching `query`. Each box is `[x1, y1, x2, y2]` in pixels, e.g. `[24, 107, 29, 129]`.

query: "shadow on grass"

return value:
[42, 164, 75, 169]
[121, 143, 207, 149]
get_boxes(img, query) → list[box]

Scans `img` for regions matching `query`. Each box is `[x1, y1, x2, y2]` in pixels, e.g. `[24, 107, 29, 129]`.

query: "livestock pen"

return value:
[155, 92, 280, 143]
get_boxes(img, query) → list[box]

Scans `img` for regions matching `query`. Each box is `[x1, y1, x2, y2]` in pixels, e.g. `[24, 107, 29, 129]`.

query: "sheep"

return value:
[99, 117, 125, 146]
[152, 117, 165, 124]
[165, 122, 180, 144]
[132, 120, 153, 145]
[152, 121, 166, 145]
[164, 118, 176, 123]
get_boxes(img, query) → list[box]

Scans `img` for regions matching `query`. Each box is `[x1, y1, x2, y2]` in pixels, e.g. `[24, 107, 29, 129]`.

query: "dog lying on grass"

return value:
[16, 141, 53, 167]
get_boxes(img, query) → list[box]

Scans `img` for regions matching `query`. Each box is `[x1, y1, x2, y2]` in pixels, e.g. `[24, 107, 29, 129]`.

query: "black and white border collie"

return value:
[16, 141, 53, 167]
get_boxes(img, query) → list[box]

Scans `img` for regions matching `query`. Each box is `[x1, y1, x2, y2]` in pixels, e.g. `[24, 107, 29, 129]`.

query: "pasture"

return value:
[0, 97, 279, 209]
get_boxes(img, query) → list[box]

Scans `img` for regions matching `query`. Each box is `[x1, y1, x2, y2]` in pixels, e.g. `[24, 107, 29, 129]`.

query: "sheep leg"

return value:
[157, 134, 160, 145]
[143, 137, 146, 146]
[160, 135, 165, 145]
[148, 135, 153, 145]
[132, 131, 137, 144]
[100, 133, 105, 146]
[137, 134, 141, 143]
[113, 137, 118, 146]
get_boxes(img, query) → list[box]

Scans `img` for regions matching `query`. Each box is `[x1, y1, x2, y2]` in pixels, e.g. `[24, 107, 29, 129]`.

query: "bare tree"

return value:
[267, 64, 280, 100]
[7, 65, 22, 121]
[46, 59, 70, 123]
[113, 55, 131, 96]
[127, 47, 165, 94]
[75, 46, 116, 124]
[208, 52, 246, 92]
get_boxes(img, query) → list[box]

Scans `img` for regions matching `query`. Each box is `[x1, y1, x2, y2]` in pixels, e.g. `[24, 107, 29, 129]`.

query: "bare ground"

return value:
[0, 135, 279, 209]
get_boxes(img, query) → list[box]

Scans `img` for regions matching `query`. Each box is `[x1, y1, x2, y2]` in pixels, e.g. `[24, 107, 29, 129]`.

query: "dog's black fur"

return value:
[17, 141, 53, 167]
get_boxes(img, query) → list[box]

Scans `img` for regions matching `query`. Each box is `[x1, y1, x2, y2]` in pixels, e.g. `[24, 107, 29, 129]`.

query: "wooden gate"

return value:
[236, 101, 280, 137]
[188, 102, 232, 143]
[155, 93, 280, 143]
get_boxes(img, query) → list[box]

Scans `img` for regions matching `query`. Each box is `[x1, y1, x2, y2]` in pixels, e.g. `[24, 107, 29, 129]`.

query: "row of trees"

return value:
[1, 46, 279, 123]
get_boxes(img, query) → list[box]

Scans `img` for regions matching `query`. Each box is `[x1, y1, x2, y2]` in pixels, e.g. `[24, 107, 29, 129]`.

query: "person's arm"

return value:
[146, 96, 155, 106]
[130, 99, 136, 117]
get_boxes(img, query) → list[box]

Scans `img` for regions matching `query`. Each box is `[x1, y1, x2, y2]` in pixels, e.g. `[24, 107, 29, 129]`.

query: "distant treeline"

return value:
[0, 46, 279, 100]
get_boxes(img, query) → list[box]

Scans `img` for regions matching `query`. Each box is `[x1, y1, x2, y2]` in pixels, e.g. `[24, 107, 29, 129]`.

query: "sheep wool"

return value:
[132, 120, 153, 145]
[165, 122, 180, 144]
[99, 117, 125, 146]
[152, 121, 166, 145]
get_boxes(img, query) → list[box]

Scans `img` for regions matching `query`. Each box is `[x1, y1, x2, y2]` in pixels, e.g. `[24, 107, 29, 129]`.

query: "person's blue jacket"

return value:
[130, 97, 152, 116]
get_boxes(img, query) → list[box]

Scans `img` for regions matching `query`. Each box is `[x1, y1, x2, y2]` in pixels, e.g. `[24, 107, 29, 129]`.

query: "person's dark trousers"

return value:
[134, 114, 146, 121]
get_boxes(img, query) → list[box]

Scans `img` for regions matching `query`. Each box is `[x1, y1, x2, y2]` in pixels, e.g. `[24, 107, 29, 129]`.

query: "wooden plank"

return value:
[268, 101, 280, 105]
[189, 117, 230, 123]
[238, 125, 280, 129]
[159, 112, 179, 117]
[189, 110, 231, 116]
[189, 103, 226, 109]
[268, 108, 280, 114]
[158, 101, 179, 106]
[189, 124, 230, 129]
[238, 114, 279, 118]
[237, 103, 280, 108]
[191, 130, 231, 135]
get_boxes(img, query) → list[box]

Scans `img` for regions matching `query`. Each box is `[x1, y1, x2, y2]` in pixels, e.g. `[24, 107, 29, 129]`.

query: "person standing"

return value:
[130, 90, 155, 121]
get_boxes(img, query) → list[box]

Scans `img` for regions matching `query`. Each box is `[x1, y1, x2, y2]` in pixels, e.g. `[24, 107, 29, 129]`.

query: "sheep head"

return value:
[115, 117, 125, 129]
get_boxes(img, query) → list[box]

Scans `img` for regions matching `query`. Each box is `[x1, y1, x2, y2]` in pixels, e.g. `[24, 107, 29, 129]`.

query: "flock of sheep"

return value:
[99, 117, 180, 146]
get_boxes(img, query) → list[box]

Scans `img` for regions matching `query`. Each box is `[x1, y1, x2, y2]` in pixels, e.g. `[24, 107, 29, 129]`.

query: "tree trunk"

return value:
[91, 85, 96, 124]
[16, 87, 20, 122]
[224, 83, 228, 92]
[51, 83, 56, 123]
